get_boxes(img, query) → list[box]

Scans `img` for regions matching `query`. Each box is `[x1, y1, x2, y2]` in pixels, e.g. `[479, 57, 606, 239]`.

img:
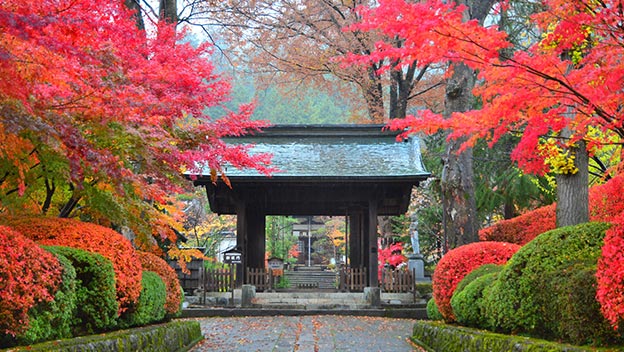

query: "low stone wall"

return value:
[412, 321, 608, 352]
[6, 320, 202, 352]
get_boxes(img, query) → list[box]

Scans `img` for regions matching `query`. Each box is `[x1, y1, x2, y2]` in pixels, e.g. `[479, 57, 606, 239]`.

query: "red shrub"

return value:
[597, 217, 624, 331]
[433, 241, 521, 322]
[0, 226, 62, 336]
[3, 217, 142, 313]
[137, 251, 182, 314]
[479, 204, 556, 245]
[480, 173, 624, 245]
[589, 173, 624, 222]
[378, 241, 407, 274]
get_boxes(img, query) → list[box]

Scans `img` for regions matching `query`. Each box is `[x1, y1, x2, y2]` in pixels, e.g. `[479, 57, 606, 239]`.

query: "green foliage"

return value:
[451, 272, 499, 329]
[13, 251, 77, 346]
[14, 320, 203, 352]
[426, 298, 443, 321]
[275, 276, 290, 289]
[411, 321, 610, 352]
[119, 271, 166, 328]
[44, 246, 118, 334]
[265, 216, 299, 264]
[474, 136, 555, 222]
[483, 222, 611, 337]
[453, 264, 502, 296]
[541, 264, 620, 346]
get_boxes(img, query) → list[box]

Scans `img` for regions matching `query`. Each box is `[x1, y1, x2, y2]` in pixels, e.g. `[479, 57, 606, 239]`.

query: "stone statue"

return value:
[409, 213, 420, 254]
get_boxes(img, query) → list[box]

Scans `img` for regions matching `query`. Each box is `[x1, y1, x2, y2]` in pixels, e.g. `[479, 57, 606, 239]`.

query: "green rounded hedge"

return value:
[483, 222, 616, 344]
[119, 271, 166, 328]
[452, 272, 499, 329]
[11, 251, 77, 346]
[45, 246, 118, 334]
[426, 297, 443, 320]
[541, 264, 619, 345]
[453, 264, 501, 296]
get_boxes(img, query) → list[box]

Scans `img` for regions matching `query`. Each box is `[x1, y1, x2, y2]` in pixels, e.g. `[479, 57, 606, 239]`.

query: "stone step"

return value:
[284, 271, 337, 289]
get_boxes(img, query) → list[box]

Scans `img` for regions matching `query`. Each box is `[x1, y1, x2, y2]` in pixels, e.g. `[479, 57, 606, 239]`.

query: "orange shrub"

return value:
[3, 217, 142, 313]
[0, 226, 61, 337]
[137, 251, 182, 314]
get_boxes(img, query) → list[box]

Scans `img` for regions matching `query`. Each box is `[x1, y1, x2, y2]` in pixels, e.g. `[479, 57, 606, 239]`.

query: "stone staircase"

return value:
[252, 292, 369, 310]
[284, 268, 337, 290]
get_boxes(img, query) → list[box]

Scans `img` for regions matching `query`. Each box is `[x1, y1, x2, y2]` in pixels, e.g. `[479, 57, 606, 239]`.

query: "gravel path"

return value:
[189, 315, 420, 352]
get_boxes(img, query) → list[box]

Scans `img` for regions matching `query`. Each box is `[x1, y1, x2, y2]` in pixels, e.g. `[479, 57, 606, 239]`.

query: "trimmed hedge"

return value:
[137, 251, 182, 315]
[7, 320, 203, 352]
[597, 221, 624, 330]
[411, 321, 613, 352]
[426, 298, 443, 321]
[0, 226, 61, 341]
[451, 272, 499, 329]
[543, 264, 619, 346]
[3, 217, 142, 313]
[453, 264, 501, 296]
[119, 271, 166, 328]
[44, 246, 118, 334]
[432, 241, 520, 322]
[11, 251, 77, 346]
[483, 222, 615, 344]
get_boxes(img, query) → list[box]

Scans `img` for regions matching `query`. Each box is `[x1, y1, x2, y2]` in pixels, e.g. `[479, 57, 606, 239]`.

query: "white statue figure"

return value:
[409, 213, 420, 254]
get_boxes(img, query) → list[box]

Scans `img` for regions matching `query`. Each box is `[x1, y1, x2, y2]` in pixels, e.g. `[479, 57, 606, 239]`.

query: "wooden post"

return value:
[230, 263, 235, 306]
[368, 199, 379, 287]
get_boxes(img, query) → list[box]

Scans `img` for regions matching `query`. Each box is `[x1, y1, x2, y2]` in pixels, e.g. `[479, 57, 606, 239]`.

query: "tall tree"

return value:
[439, 0, 496, 248]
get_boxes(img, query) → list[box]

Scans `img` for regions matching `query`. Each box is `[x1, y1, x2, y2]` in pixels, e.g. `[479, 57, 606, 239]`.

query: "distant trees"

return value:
[185, 0, 445, 122]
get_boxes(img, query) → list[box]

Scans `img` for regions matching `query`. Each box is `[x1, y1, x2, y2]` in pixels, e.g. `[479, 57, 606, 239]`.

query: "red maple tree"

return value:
[0, 0, 274, 245]
[347, 0, 624, 175]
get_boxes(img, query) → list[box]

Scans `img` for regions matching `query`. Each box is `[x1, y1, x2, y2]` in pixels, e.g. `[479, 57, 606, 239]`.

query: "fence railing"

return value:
[203, 268, 232, 293]
[246, 267, 270, 291]
[338, 267, 367, 292]
[380, 268, 414, 293]
[196, 266, 415, 294]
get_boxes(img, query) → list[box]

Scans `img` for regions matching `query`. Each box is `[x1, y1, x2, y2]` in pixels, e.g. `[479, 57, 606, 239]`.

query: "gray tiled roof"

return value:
[219, 125, 429, 179]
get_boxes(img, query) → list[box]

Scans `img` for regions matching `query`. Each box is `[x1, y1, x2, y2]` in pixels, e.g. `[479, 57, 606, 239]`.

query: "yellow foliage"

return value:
[168, 247, 208, 274]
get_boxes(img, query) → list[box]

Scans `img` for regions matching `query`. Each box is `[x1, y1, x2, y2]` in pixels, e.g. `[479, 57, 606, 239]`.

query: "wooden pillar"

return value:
[246, 207, 266, 269]
[348, 213, 362, 268]
[362, 210, 370, 275]
[235, 201, 247, 287]
[368, 200, 379, 287]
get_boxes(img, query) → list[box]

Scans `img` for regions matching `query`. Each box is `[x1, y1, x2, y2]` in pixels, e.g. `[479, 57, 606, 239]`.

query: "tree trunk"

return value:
[556, 140, 589, 227]
[439, 0, 496, 251]
[441, 62, 478, 251]
[124, 0, 145, 31]
[363, 67, 385, 123]
[159, 0, 177, 24]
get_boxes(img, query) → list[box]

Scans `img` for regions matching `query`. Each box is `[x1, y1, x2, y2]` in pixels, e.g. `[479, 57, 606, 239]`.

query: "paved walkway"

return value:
[189, 315, 419, 352]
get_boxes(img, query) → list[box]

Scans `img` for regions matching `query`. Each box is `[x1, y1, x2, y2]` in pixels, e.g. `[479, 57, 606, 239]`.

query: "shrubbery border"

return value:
[411, 321, 616, 352]
[3, 320, 202, 352]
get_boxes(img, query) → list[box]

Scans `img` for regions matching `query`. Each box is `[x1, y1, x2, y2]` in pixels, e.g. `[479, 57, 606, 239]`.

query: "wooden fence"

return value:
[203, 268, 232, 293]
[338, 267, 367, 292]
[380, 268, 414, 293]
[246, 267, 270, 291]
[197, 266, 415, 294]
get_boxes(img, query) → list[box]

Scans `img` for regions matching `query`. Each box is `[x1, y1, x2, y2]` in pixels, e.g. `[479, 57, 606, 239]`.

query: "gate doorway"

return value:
[192, 125, 429, 290]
